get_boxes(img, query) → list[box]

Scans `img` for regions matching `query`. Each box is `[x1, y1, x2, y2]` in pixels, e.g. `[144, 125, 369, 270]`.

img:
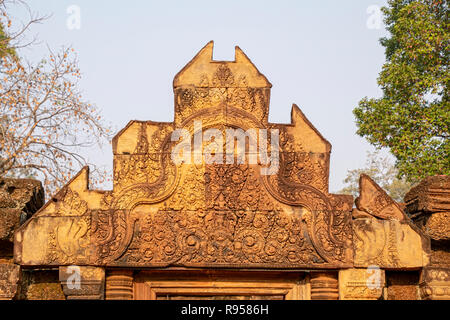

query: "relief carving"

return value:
[339, 268, 385, 300]
[352, 175, 430, 269]
[18, 41, 437, 274]
[420, 267, 450, 300]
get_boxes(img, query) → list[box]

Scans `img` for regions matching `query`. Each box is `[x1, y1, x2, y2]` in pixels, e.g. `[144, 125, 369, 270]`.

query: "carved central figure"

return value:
[17, 41, 429, 273]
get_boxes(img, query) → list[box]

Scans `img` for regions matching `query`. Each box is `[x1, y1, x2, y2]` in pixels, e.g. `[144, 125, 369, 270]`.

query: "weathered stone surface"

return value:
[353, 217, 429, 269]
[400, 175, 450, 300]
[0, 178, 44, 244]
[405, 175, 450, 215]
[429, 241, 450, 267]
[0, 178, 44, 212]
[413, 212, 450, 241]
[353, 175, 430, 269]
[16, 269, 65, 300]
[339, 268, 385, 300]
[14, 42, 354, 270]
[386, 271, 420, 300]
[0, 209, 22, 244]
[59, 266, 105, 300]
[0, 179, 45, 300]
[355, 174, 405, 221]
[8, 42, 440, 300]
[419, 267, 450, 300]
[0, 263, 20, 299]
[406, 176, 450, 243]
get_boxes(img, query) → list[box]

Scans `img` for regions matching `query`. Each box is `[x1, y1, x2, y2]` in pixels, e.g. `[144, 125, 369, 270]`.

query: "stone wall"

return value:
[386, 271, 420, 300]
[0, 178, 44, 247]
[1, 174, 449, 300]
[404, 175, 450, 300]
[1, 42, 448, 301]
[0, 178, 63, 300]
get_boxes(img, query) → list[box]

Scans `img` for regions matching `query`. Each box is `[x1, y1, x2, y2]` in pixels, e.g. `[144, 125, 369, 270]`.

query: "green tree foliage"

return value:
[0, 1, 16, 57]
[0, 24, 13, 57]
[339, 151, 414, 202]
[354, 0, 449, 181]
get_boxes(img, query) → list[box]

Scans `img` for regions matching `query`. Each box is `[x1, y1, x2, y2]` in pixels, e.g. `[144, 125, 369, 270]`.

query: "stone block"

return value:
[59, 266, 105, 300]
[0, 263, 20, 300]
[339, 268, 385, 300]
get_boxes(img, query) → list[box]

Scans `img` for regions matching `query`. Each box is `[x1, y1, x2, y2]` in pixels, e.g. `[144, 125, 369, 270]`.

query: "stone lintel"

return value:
[59, 266, 105, 300]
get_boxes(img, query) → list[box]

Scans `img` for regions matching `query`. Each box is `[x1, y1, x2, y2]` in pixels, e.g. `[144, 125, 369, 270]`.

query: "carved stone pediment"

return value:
[14, 42, 355, 269]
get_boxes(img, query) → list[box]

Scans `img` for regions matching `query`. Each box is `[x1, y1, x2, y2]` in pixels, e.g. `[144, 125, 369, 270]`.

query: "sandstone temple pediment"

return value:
[8, 41, 434, 300]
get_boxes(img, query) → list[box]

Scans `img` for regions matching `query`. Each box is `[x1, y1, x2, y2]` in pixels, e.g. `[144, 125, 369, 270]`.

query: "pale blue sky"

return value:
[13, 0, 389, 192]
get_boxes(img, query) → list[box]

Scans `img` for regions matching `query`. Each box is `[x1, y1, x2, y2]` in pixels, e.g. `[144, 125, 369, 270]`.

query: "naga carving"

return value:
[16, 41, 361, 269]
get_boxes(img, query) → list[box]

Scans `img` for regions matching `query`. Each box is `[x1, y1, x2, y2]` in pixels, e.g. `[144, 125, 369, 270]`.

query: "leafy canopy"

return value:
[0, 20, 16, 57]
[354, 0, 449, 182]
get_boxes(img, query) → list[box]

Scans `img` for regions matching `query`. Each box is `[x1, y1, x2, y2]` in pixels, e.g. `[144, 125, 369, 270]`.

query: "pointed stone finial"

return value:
[289, 104, 332, 154]
[355, 174, 405, 221]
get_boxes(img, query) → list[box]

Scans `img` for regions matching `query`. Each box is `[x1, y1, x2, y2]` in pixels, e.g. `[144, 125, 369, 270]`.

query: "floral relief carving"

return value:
[16, 42, 361, 270]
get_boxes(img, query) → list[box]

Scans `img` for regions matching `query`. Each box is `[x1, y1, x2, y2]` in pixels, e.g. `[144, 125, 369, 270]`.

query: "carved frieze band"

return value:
[420, 267, 450, 300]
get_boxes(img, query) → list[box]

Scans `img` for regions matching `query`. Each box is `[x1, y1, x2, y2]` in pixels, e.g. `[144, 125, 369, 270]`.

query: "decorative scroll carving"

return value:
[115, 208, 327, 267]
[7, 41, 442, 302]
[112, 123, 179, 208]
[174, 87, 269, 125]
[54, 188, 88, 217]
[261, 136, 353, 265]
[16, 41, 361, 270]
[91, 209, 130, 263]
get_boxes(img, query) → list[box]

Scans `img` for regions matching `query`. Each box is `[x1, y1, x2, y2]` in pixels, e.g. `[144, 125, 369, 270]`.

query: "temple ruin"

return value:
[1, 42, 448, 300]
